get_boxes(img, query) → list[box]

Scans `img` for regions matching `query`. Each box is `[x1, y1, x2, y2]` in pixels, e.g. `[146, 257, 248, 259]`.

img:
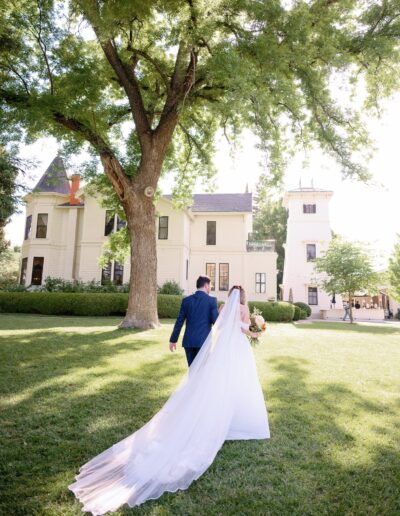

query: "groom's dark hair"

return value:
[196, 275, 211, 289]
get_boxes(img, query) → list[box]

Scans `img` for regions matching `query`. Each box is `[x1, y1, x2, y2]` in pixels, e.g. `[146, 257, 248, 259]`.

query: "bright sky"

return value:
[5, 94, 400, 269]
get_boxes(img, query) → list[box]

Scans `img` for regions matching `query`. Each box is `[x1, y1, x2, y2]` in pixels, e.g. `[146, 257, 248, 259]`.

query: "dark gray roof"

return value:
[32, 155, 70, 195]
[164, 193, 252, 212]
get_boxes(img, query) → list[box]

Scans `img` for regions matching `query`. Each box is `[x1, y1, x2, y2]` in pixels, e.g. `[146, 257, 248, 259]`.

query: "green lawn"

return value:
[1, 314, 399, 516]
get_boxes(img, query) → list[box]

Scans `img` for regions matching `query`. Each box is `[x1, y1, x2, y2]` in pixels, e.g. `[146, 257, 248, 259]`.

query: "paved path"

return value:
[295, 318, 400, 326]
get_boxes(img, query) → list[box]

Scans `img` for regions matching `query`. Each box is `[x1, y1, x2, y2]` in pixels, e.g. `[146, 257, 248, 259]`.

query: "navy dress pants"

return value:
[185, 347, 200, 367]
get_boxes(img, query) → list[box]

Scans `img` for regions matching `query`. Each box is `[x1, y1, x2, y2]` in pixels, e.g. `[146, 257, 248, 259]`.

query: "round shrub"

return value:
[158, 280, 184, 296]
[293, 305, 301, 321]
[299, 309, 308, 320]
[294, 301, 311, 318]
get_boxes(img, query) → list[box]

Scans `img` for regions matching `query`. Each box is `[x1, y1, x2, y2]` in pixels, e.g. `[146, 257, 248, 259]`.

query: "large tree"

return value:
[388, 234, 400, 302]
[0, 145, 27, 257]
[1, 0, 400, 328]
[314, 238, 380, 323]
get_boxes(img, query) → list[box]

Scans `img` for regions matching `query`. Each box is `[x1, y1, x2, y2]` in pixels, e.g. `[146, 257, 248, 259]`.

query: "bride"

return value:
[69, 285, 270, 514]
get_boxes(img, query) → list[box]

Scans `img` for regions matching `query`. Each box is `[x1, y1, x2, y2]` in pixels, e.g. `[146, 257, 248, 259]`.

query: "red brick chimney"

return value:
[69, 174, 81, 205]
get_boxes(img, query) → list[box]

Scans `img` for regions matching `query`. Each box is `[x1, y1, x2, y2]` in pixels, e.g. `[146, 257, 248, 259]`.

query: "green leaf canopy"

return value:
[1, 0, 400, 187]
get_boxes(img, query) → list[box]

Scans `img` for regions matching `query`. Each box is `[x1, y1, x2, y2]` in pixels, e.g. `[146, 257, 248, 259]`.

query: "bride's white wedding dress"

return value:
[69, 289, 269, 514]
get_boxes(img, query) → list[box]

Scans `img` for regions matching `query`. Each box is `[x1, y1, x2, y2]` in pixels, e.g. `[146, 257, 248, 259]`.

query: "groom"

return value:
[169, 275, 219, 366]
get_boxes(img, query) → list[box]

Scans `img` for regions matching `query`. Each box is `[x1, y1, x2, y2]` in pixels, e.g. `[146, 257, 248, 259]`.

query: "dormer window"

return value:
[303, 204, 316, 214]
[36, 213, 48, 238]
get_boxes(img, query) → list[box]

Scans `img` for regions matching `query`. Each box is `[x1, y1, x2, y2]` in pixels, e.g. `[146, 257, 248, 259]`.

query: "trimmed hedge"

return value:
[0, 292, 183, 318]
[0, 292, 295, 322]
[294, 301, 312, 318]
[248, 301, 295, 322]
[157, 294, 183, 318]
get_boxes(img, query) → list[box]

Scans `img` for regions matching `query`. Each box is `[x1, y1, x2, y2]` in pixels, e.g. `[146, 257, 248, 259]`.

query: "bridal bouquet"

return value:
[248, 307, 267, 346]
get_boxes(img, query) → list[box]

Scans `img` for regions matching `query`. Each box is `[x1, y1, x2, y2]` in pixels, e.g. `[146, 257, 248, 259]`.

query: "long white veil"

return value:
[69, 289, 243, 515]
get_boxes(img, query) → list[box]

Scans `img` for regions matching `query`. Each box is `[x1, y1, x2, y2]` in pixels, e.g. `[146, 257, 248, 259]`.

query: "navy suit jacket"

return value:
[170, 290, 219, 348]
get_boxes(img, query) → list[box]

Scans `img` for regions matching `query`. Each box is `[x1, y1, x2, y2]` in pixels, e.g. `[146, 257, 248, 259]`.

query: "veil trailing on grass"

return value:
[69, 289, 266, 515]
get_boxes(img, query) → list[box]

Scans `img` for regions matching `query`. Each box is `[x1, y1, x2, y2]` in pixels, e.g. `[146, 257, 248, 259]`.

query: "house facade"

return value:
[20, 155, 278, 301]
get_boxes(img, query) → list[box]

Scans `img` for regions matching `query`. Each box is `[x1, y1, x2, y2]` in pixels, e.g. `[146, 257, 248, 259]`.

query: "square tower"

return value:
[282, 187, 338, 314]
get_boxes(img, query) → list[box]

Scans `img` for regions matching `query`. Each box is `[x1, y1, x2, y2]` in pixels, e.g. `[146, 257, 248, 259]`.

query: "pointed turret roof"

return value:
[32, 154, 70, 195]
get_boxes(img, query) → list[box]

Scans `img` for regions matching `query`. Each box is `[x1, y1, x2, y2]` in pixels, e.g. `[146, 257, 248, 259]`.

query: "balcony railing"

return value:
[246, 239, 275, 252]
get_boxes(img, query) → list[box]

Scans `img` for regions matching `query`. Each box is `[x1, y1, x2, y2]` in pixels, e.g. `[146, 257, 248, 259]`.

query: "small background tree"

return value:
[253, 180, 288, 297]
[388, 234, 400, 302]
[0, 146, 29, 257]
[0, 245, 21, 289]
[314, 238, 380, 323]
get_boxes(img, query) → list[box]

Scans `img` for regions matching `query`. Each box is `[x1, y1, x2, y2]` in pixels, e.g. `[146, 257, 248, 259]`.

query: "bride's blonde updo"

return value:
[228, 285, 246, 305]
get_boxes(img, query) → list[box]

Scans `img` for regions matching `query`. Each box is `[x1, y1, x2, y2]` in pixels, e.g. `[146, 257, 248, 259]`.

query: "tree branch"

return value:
[36, 0, 54, 95]
[0, 65, 31, 96]
[51, 112, 130, 199]
[156, 43, 198, 141]
[129, 48, 171, 94]
[100, 39, 151, 141]
[107, 105, 132, 127]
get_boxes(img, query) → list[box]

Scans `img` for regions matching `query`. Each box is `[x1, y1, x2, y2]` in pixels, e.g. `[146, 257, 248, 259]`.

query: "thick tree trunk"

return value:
[100, 117, 178, 330]
[118, 193, 160, 329]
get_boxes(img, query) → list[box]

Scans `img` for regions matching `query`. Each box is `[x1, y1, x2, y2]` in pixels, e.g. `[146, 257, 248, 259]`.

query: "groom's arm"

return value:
[169, 299, 187, 350]
[210, 297, 219, 324]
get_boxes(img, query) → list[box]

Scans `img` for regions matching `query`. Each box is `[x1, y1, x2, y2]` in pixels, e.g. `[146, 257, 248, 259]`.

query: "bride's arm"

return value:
[240, 306, 259, 338]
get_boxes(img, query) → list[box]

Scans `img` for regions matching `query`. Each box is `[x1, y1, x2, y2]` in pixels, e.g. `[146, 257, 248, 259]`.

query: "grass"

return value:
[0, 314, 399, 516]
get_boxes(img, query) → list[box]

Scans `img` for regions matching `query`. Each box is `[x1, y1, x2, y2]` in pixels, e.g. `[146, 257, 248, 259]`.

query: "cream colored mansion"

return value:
[20, 155, 278, 301]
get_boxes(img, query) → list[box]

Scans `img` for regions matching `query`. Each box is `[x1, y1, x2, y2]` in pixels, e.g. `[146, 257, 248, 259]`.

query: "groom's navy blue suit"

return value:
[170, 290, 219, 366]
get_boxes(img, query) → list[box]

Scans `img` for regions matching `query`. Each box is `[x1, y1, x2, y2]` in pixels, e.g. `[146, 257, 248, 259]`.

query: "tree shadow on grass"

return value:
[129, 357, 400, 516]
[0, 313, 136, 331]
[0, 352, 185, 515]
[0, 323, 162, 402]
[1, 318, 399, 515]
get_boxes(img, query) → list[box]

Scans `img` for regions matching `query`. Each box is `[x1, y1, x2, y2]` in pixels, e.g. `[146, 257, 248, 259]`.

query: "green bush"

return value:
[248, 301, 295, 322]
[47, 276, 130, 293]
[157, 280, 184, 296]
[0, 282, 27, 292]
[157, 294, 183, 318]
[299, 309, 307, 320]
[0, 292, 183, 318]
[294, 301, 312, 318]
[293, 305, 301, 321]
